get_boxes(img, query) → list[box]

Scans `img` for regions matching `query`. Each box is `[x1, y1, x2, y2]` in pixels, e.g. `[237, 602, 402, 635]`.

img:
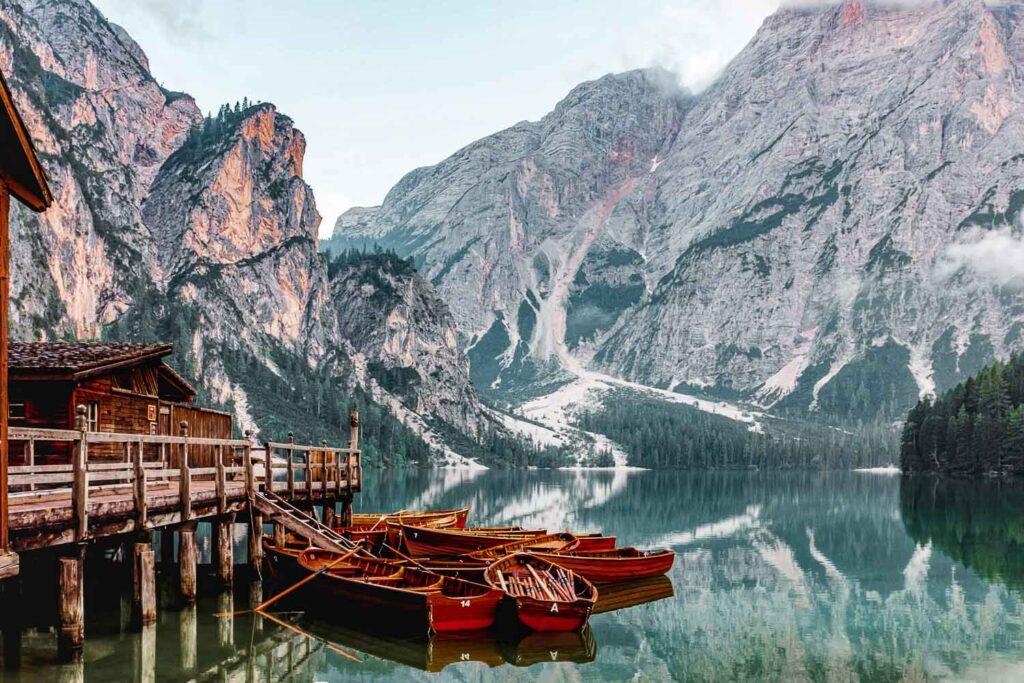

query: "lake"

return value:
[2, 470, 1023, 681]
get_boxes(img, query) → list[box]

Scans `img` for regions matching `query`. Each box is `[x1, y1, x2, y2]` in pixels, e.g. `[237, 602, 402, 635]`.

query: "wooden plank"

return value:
[85, 432, 248, 447]
[8, 427, 78, 441]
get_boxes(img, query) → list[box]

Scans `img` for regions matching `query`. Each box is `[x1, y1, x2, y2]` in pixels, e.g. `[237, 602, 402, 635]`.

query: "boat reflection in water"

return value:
[267, 572, 673, 673]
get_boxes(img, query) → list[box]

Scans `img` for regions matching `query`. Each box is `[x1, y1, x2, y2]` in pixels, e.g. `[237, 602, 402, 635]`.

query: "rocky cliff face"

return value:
[331, 68, 693, 397]
[335, 0, 1024, 421]
[0, 0, 201, 338]
[2, 0, 492, 462]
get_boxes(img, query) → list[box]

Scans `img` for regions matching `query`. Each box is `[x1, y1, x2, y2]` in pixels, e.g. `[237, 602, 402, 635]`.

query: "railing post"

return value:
[244, 431, 255, 496]
[27, 438, 35, 491]
[286, 433, 295, 499]
[215, 444, 226, 514]
[134, 440, 147, 528]
[73, 405, 89, 542]
[348, 404, 360, 495]
[179, 421, 191, 522]
[304, 442, 311, 501]
[321, 440, 329, 499]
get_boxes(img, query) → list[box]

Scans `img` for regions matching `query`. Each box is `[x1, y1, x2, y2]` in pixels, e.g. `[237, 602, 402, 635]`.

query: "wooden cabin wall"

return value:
[163, 403, 232, 468]
[76, 377, 161, 461]
[1, 183, 9, 551]
[8, 380, 73, 463]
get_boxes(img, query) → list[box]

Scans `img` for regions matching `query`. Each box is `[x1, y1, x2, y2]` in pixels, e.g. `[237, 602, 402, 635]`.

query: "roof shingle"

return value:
[8, 342, 174, 375]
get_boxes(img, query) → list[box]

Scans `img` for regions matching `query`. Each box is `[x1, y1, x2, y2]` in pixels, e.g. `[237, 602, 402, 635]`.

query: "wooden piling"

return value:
[179, 604, 197, 671]
[134, 624, 156, 683]
[274, 523, 286, 550]
[217, 591, 234, 648]
[250, 580, 264, 634]
[323, 505, 335, 529]
[340, 495, 353, 528]
[214, 514, 235, 587]
[132, 542, 156, 627]
[249, 512, 264, 571]
[57, 552, 84, 661]
[178, 524, 198, 604]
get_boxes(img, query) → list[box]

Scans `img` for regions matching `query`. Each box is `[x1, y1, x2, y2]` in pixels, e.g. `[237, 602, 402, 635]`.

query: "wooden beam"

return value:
[72, 406, 88, 541]
[57, 551, 84, 661]
[132, 542, 156, 627]
[214, 514, 234, 588]
[178, 524, 197, 604]
[1, 185, 9, 556]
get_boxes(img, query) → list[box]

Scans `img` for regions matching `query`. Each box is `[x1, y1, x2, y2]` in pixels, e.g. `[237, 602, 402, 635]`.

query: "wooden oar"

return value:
[215, 550, 357, 617]
[526, 563, 557, 601]
[258, 609, 362, 662]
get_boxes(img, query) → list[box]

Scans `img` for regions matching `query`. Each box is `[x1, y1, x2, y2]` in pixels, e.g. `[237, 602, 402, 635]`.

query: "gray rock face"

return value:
[337, 0, 1024, 420]
[1, 0, 201, 338]
[337, 68, 692, 396]
[2, 0, 489, 457]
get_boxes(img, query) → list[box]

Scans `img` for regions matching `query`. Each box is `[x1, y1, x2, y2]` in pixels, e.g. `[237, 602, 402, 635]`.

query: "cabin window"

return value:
[86, 401, 100, 432]
[8, 403, 27, 424]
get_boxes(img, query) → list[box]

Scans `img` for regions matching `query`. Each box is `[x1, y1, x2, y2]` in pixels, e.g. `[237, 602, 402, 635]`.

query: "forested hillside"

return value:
[578, 393, 897, 470]
[901, 355, 1024, 477]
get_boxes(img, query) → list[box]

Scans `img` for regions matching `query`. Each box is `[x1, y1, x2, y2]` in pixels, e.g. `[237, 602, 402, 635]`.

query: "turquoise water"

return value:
[2, 470, 1023, 681]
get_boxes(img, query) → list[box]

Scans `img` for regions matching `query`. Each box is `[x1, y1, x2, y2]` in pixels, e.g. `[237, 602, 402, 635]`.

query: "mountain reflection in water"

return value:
[2, 470, 1023, 681]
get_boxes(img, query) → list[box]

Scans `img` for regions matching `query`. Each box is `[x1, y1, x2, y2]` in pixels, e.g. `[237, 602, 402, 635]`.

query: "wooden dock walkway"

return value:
[1, 404, 363, 661]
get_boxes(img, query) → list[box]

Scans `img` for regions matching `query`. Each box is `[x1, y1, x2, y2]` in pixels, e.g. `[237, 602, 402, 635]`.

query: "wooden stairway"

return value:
[252, 490, 358, 554]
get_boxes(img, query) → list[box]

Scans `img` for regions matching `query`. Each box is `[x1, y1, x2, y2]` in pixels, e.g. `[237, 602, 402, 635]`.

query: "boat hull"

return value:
[298, 550, 502, 634]
[511, 595, 594, 632]
[399, 524, 544, 558]
[530, 548, 675, 584]
[484, 553, 598, 633]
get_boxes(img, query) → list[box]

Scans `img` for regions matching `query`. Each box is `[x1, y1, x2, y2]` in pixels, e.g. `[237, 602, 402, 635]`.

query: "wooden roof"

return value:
[8, 342, 189, 385]
[0, 68, 52, 212]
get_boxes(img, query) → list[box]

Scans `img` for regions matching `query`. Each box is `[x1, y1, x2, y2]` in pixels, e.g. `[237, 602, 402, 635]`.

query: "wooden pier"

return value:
[2, 404, 362, 660]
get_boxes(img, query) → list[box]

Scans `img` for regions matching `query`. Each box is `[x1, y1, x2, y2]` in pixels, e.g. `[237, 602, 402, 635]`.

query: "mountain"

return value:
[332, 0, 1024, 424]
[325, 67, 693, 398]
[0, 0, 509, 466]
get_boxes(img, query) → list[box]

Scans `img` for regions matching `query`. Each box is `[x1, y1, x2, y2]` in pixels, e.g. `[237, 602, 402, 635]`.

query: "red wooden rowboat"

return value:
[351, 508, 470, 529]
[297, 548, 503, 634]
[398, 524, 548, 558]
[465, 533, 579, 561]
[529, 548, 675, 584]
[484, 553, 597, 632]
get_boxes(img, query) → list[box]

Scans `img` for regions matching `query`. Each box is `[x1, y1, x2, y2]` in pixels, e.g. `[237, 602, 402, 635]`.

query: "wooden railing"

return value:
[260, 433, 361, 499]
[6, 405, 361, 541]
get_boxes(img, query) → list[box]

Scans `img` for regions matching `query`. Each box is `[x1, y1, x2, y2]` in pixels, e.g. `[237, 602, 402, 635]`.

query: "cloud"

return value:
[936, 226, 1024, 289]
[617, 1, 780, 91]
[98, 0, 212, 46]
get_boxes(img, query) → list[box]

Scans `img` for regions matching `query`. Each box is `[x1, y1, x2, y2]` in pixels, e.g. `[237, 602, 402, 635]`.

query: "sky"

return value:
[91, 0, 779, 237]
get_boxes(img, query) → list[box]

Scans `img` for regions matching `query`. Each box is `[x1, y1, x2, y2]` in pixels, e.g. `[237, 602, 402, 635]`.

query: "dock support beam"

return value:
[214, 514, 235, 588]
[340, 494, 353, 528]
[323, 504, 335, 529]
[132, 542, 156, 627]
[178, 522, 198, 604]
[179, 604, 197, 672]
[248, 512, 263, 571]
[57, 550, 84, 661]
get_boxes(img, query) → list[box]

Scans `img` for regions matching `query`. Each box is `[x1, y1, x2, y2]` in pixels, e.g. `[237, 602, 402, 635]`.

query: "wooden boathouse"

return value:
[0, 66, 365, 662]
